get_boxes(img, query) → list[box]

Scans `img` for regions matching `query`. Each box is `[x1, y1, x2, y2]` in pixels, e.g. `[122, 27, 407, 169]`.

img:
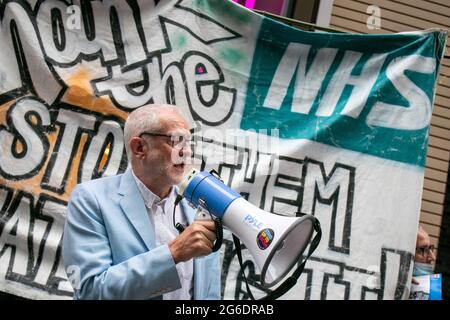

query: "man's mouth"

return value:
[174, 163, 185, 169]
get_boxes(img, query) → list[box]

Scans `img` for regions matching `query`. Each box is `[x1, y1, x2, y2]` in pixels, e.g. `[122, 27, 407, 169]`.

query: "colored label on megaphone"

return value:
[257, 228, 274, 250]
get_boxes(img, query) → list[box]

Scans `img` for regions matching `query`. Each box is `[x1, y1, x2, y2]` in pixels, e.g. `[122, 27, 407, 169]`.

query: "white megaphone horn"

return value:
[178, 169, 320, 289]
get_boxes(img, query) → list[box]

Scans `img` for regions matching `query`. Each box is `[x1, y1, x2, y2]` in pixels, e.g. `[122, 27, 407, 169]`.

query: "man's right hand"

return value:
[169, 220, 216, 264]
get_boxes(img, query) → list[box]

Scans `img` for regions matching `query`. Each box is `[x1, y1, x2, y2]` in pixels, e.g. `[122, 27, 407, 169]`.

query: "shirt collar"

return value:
[131, 169, 176, 211]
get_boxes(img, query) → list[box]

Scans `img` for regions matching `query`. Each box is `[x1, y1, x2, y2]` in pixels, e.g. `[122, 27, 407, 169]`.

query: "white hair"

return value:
[123, 104, 183, 161]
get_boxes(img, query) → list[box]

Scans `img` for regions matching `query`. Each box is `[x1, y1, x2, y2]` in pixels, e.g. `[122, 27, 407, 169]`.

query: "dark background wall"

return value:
[435, 164, 450, 299]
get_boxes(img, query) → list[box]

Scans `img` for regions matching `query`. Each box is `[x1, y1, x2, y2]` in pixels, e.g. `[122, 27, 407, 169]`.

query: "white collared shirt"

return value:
[132, 170, 194, 300]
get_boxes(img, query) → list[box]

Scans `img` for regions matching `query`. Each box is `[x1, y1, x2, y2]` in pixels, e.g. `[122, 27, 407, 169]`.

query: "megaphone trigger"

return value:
[195, 198, 212, 221]
[193, 199, 223, 252]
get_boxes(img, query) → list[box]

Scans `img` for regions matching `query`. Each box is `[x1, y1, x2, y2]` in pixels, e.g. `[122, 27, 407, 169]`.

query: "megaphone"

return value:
[178, 169, 319, 289]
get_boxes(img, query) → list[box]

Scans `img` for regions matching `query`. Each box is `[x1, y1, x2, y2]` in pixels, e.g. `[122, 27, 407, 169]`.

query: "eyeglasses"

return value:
[139, 132, 193, 149]
[416, 245, 435, 257]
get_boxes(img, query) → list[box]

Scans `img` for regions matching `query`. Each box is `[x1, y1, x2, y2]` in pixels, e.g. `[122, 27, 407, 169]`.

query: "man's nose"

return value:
[427, 250, 436, 263]
[179, 143, 192, 157]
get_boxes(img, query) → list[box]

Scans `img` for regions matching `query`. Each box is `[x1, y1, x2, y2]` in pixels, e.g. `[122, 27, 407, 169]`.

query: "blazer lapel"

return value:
[118, 169, 155, 251]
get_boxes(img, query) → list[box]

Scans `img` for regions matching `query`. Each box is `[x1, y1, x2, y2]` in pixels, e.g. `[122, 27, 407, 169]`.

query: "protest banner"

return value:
[0, 0, 446, 299]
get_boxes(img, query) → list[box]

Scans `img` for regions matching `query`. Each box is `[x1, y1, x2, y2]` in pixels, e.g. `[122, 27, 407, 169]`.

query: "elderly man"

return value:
[413, 225, 436, 278]
[62, 104, 220, 300]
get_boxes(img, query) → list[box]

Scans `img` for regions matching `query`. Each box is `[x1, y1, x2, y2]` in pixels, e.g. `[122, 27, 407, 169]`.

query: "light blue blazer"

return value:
[62, 169, 221, 300]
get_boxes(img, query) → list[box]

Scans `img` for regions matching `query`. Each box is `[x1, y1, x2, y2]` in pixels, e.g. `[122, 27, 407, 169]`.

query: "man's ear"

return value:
[129, 137, 147, 160]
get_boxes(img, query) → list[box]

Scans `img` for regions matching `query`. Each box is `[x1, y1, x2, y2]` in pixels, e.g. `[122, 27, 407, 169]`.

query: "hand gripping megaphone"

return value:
[177, 169, 321, 293]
